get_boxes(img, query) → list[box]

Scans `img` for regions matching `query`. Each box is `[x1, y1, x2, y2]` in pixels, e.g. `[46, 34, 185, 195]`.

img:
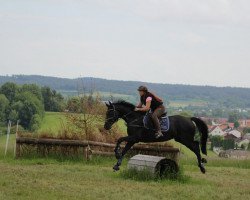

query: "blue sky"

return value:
[1, 0, 250, 87]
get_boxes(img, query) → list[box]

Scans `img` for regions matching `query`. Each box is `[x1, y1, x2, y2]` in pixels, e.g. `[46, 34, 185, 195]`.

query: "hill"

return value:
[1, 75, 250, 108]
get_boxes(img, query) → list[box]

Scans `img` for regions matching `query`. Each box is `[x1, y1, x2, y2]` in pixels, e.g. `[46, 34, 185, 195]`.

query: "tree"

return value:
[30, 114, 42, 131]
[234, 121, 240, 129]
[0, 82, 18, 103]
[228, 111, 240, 123]
[0, 94, 9, 121]
[210, 135, 223, 150]
[67, 97, 80, 112]
[8, 110, 18, 123]
[14, 91, 44, 130]
[65, 94, 105, 139]
[41, 86, 65, 112]
[222, 139, 235, 150]
[21, 84, 43, 101]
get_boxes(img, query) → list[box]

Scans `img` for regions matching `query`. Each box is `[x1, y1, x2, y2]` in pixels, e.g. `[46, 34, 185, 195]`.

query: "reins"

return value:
[106, 104, 145, 129]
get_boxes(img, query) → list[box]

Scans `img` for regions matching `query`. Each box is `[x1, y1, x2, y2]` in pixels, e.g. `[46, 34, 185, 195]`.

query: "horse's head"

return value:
[104, 101, 120, 130]
[104, 100, 136, 130]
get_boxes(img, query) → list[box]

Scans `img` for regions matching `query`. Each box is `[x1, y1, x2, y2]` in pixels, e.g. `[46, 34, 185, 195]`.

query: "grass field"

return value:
[169, 100, 207, 108]
[38, 112, 67, 134]
[38, 112, 127, 135]
[1, 134, 250, 200]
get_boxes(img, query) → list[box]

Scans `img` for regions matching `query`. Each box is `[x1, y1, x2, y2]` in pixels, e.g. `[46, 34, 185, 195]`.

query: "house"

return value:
[225, 129, 242, 139]
[209, 126, 225, 137]
[216, 118, 228, 124]
[238, 119, 250, 128]
[219, 123, 234, 131]
[224, 133, 238, 140]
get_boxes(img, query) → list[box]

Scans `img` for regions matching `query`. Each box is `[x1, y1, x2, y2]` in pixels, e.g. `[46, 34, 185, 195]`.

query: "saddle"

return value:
[143, 111, 170, 132]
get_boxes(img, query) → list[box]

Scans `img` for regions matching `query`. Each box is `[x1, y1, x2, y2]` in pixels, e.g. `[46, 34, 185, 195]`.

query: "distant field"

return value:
[38, 112, 67, 134]
[38, 112, 127, 136]
[59, 90, 207, 109]
[169, 100, 207, 108]
[59, 90, 137, 102]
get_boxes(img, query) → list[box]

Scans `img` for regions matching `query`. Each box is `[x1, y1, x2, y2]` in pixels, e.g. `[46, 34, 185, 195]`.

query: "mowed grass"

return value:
[0, 134, 250, 200]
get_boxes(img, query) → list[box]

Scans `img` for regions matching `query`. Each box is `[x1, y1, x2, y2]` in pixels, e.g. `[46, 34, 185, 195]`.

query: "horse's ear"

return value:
[105, 101, 112, 107]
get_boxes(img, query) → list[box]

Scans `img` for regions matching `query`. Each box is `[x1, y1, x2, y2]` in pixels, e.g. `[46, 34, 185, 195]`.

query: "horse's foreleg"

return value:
[113, 141, 135, 171]
[114, 136, 128, 159]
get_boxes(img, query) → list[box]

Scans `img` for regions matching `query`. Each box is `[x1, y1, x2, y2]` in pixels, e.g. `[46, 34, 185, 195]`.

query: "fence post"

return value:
[83, 145, 91, 160]
[4, 120, 11, 157]
[14, 120, 19, 157]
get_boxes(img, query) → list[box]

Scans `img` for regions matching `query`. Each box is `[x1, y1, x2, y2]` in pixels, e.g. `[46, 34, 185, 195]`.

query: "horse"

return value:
[104, 100, 208, 174]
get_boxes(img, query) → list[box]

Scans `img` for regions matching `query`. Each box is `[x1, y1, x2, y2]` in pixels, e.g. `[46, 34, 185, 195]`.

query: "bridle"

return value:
[105, 104, 119, 123]
[105, 104, 145, 128]
[106, 104, 133, 123]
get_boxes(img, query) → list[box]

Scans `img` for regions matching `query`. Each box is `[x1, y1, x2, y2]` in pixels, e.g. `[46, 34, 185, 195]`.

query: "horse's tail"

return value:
[191, 117, 208, 155]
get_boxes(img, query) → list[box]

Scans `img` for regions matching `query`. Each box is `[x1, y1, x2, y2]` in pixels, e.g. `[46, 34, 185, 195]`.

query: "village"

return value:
[201, 117, 250, 159]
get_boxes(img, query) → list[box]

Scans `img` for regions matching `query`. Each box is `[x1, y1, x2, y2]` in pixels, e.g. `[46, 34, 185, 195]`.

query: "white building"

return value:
[209, 126, 225, 137]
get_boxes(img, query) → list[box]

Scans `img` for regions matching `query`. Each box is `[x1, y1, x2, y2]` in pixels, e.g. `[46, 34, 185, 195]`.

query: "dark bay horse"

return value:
[104, 100, 208, 174]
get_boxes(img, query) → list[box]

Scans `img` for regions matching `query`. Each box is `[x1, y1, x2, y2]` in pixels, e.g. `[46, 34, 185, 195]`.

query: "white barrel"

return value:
[127, 154, 179, 176]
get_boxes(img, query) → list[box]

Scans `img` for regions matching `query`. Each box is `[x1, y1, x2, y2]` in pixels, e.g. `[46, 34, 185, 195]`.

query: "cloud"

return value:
[93, 0, 250, 25]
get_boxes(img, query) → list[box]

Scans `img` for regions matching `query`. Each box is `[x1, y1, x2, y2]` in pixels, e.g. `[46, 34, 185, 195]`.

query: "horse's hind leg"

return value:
[183, 141, 206, 174]
[192, 141, 206, 173]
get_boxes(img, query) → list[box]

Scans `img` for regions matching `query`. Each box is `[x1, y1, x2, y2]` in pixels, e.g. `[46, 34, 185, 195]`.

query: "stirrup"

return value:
[155, 131, 163, 138]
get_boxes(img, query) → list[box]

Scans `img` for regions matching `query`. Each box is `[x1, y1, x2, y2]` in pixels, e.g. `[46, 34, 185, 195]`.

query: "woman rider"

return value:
[134, 86, 165, 138]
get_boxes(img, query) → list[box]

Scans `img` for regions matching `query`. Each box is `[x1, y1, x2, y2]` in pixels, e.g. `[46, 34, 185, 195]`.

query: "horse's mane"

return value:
[113, 100, 135, 110]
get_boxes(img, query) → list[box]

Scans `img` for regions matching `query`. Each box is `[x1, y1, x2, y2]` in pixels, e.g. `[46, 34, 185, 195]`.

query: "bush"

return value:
[222, 139, 235, 150]
[210, 135, 223, 150]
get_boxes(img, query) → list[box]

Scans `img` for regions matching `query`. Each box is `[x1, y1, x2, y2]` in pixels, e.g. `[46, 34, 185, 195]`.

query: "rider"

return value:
[135, 86, 165, 138]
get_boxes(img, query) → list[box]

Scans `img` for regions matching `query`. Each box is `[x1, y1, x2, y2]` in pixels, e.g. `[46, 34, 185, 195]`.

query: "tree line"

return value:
[0, 82, 65, 131]
[1, 75, 250, 109]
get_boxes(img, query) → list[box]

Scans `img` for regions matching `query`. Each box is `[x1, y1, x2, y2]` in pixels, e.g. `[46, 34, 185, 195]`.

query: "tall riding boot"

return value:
[151, 113, 163, 138]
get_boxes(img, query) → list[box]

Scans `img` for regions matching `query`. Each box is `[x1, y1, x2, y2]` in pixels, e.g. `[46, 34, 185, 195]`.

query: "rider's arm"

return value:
[136, 98, 151, 112]
[136, 102, 143, 108]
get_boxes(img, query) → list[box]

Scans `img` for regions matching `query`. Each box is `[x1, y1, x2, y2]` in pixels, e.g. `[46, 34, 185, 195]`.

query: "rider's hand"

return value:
[134, 108, 140, 112]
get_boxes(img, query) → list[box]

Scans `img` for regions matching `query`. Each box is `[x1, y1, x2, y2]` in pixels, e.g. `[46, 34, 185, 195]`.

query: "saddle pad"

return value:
[143, 112, 170, 132]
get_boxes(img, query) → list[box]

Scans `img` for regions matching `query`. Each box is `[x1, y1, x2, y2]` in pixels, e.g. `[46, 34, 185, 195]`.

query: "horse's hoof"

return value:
[201, 168, 206, 174]
[199, 164, 206, 174]
[201, 158, 207, 163]
[113, 165, 120, 171]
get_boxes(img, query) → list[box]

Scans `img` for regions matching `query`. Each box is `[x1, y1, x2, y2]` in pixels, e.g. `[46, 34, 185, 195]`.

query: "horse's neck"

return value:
[120, 108, 142, 123]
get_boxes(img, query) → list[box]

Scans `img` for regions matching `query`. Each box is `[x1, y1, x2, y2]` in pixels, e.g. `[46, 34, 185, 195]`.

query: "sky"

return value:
[1, 0, 250, 87]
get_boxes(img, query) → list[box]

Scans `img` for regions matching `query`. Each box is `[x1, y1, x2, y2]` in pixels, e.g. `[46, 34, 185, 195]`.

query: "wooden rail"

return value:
[16, 137, 180, 160]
